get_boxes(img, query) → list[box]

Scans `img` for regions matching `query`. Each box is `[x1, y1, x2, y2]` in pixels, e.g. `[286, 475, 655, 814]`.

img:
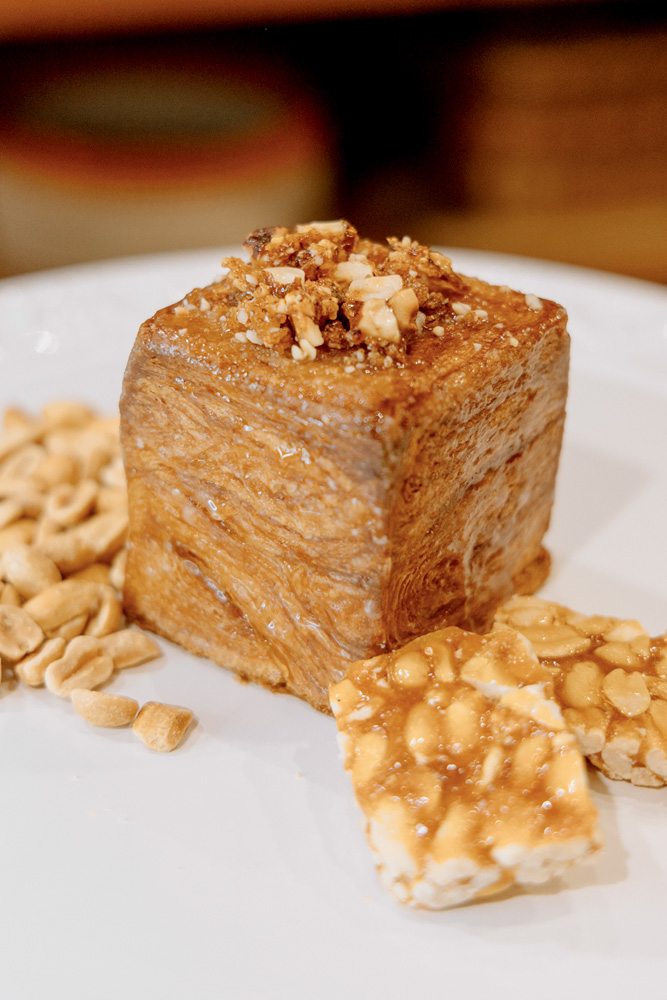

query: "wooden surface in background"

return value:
[419, 199, 667, 283]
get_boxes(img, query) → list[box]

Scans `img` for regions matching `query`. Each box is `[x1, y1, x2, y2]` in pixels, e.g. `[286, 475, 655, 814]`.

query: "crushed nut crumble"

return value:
[167, 221, 555, 368]
[188, 221, 476, 365]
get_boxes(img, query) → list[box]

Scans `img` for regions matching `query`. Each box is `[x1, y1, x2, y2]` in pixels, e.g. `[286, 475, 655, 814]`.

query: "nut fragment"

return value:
[36, 510, 128, 574]
[44, 479, 98, 527]
[23, 580, 121, 638]
[0, 582, 21, 606]
[44, 635, 114, 698]
[41, 401, 95, 429]
[2, 543, 62, 598]
[388, 287, 419, 331]
[0, 605, 44, 661]
[132, 701, 194, 752]
[356, 299, 401, 343]
[602, 669, 651, 717]
[71, 688, 139, 727]
[515, 623, 590, 659]
[497, 596, 667, 787]
[560, 660, 604, 710]
[109, 548, 127, 591]
[68, 563, 111, 585]
[389, 650, 430, 689]
[595, 641, 641, 670]
[0, 519, 35, 550]
[15, 637, 67, 686]
[98, 628, 160, 669]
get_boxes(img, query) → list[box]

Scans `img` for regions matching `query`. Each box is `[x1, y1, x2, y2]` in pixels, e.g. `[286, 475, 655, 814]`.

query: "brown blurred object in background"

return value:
[0, 4, 665, 282]
[420, 17, 667, 281]
[0, 37, 334, 274]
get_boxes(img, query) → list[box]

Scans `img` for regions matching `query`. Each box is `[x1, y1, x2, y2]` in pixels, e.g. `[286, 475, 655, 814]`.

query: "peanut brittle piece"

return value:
[329, 625, 601, 909]
[496, 596, 667, 787]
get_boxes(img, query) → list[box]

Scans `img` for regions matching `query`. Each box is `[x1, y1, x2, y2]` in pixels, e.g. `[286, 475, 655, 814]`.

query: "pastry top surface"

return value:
[134, 220, 568, 420]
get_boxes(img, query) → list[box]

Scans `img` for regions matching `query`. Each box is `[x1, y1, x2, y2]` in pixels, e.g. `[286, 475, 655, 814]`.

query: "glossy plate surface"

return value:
[2, 249, 667, 999]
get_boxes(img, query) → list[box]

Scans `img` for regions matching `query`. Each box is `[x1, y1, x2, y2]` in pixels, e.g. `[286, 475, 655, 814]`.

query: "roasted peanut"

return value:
[351, 730, 388, 785]
[0, 443, 45, 482]
[0, 498, 22, 530]
[44, 635, 114, 697]
[389, 650, 430, 689]
[2, 544, 62, 599]
[98, 455, 126, 490]
[405, 702, 442, 762]
[22, 579, 122, 639]
[41, 401, 95, 429]
[71, 688, 139, 727]
[0, 605, 44, 661]
[32, 452, 79, 491]
[53, 614, 89, 641]
[108, 548, 126, 591]
[68, 563, 111, 585]
[15, 637, 67, 686]
[44, 479, 98, 527]
[0, 582, 21, 606]
[560, 660, 604, 710]
[132, 702, 194, 752]
[516, 623, 591, 659]
[602, 669, 651, 717]
[37, 510, 128, 574]
[0, 426, 43, 464]
[0, 519, 35, 550]
[98, 628, 160, 669]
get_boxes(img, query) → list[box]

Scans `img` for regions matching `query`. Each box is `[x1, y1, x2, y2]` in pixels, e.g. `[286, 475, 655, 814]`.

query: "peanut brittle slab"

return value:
[330, 624, 601, 909]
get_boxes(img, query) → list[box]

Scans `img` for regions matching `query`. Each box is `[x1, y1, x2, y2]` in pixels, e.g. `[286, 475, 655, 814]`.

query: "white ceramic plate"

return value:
[2, 249, 667, 1000]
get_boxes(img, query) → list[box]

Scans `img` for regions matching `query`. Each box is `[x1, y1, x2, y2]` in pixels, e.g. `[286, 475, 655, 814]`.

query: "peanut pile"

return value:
[0, 402, 193, 752]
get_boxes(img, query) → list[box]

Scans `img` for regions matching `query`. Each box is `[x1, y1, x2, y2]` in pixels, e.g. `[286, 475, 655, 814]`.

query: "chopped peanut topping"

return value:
[329, 625, 601, 909]
[496, 596, 667, 787]
[190, 220, 476, 366]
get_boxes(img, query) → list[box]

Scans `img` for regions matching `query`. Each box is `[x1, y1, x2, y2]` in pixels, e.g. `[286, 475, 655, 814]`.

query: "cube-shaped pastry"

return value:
[120, 221, 569, 712]
[329, 625, 602, 908]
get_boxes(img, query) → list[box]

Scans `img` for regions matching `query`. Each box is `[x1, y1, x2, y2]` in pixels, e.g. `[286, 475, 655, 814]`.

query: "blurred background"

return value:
[0, 0, 665, 281]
